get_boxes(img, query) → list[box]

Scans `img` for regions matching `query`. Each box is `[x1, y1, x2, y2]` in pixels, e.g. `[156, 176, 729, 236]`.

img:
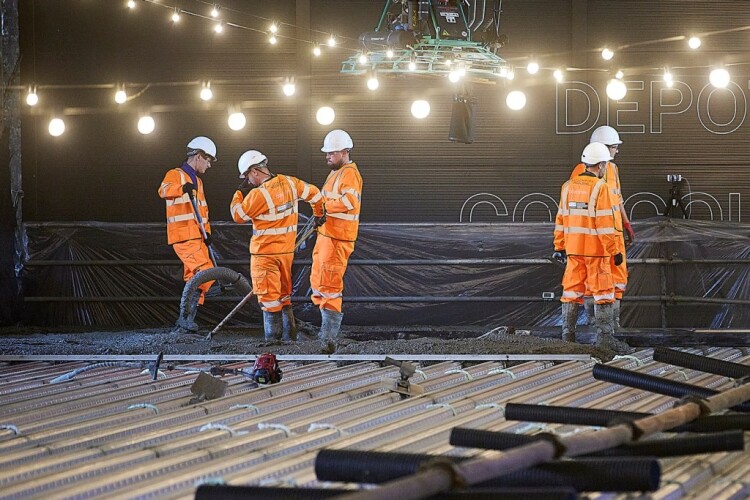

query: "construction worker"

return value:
[311, 129, 362, 350]
[554, 142, 629, 353]
[158, 136, 217, 306]
[570, 125, 634, 327]
[230, 150, 325, 341]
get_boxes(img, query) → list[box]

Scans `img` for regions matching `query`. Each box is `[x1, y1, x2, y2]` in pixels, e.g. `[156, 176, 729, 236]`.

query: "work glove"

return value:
[314, 214, 327, 227]
[204, 233, 213, 247]
[552, 250, 567, 265]
[182, 182, 196, 196]
[613, 252, 623, 266]
[237, 178, 254, 197]
[623, 222, 635, 246]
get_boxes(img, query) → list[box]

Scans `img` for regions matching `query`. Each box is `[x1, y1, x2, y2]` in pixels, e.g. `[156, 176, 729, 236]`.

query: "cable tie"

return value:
[415, 369, 427, 379]
[140, 368, 166, 379]
[659, 367, 689, 381]
[258, 477, 298, 487]
[426, 403, 457, 416]
[195, 477, 225, 487]
[199, 423, 247, 436]
[613, 354, 644, 367]
[591, 357, 603, 364]
[444, 369, 473, 381]
[258, 422, 294, 437]
[0, 424, 20, 435]
[487, 367, 516, 379]
[307, 422, 346, 436]
[127, 403, 159, 414]
[230, 404, 260, 414]
[475, 403, 504, 415]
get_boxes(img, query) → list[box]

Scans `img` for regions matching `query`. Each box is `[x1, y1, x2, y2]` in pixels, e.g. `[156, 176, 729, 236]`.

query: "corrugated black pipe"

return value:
[504, 402, 649, 427]
[315, 449, 660, 492]
[195, 485, 577, 500]
[451, 427, 745, 457]
[504, 403, 750, 433]
[653, 347, 750, 380]
[592, 364, 750, 412]
[175, 266, 251, 332]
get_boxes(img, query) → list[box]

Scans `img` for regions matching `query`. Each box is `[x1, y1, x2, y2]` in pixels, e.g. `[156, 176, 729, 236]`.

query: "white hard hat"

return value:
[237, 150, 268, 178]
[321, 129, 353, 152]
[187, 136, 218, 161]
[581, 142, 613, 165]
[590, 125, 622, 145]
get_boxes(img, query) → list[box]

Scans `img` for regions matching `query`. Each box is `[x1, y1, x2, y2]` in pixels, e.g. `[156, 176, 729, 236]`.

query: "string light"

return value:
[663, 67, 673, 85]
[448, 70, 461, 83]
[411, 100, 430, 119]
[408, 57, 417, 71]
[506, 69, 515, 80]
[210, 5, 219, 18]
[138, 115, 155, 135]
[386, 48, 394, 59]
[316, 106, 335, 125]
[200, 82, 213, 101]
[506, 90, 527, 111]
[327, 35, 336, 47]
[527, 61, 539, 75]
[282, 80, 296, 96]
[171, 8, 180, 23]
[688, 36, 701, 49]
[358, 53, 368, 65]
[269, 35, 278, 45]
[709, 68, 730, 88]
[615, 70, 624, 80]
[606, 78, 627, 100]
[48, 118, 65, 137]
[26, 87, 39, 106]
[114, 87, 127, 104]
[228, 111, 246, 131]
[553, 69, 564, 82]
[214, 22, 224, 34]
[366, 74, 380, 90]
[601, 48, 614, 60]
[312, 46, 321, 57]
[269, 23, 278, 34]
[126, 0, 136, 9]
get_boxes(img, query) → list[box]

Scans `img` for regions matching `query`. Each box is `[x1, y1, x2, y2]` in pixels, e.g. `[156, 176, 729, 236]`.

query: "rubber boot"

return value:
[583, 296, 595, 326]
[594, 302, 630, 353]
[613, 299, 621, 329]
[319, 309, 344, 353]
[281, 305, 297, 341]
[561, 302, 579, 342]
[263, 311, 283, 341]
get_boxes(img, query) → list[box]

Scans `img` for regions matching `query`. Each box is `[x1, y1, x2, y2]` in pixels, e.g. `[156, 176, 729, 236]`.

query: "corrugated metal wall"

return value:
[18, 0, 750, 223]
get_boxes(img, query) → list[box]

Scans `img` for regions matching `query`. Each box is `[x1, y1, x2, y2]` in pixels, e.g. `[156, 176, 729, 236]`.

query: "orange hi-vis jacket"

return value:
[319, 162, 362, 242]
[230, 174, 324, 255]
[158, 168, 210, 245]
[554, 172, 620, 257]
[571, 161, 624, 234]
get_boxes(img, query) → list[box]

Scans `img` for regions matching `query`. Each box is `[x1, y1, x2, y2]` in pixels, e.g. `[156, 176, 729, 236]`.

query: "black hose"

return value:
[653, 347, 750, 380]
[195, 485, 577, 500]
[505, 403, 650, 427]
[175, 266, 251, 332]
[592, 364, 750, 412]
[451, 427, 744, 457]
[501, 403, 750, 433]
[315, 449, 660, 492]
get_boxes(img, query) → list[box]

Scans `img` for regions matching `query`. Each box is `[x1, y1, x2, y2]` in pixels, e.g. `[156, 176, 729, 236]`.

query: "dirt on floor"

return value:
[0, 322, 620, 360]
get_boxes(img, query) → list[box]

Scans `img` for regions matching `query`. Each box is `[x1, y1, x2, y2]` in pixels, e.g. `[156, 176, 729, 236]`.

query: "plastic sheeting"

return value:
[18, 218, 750, 328]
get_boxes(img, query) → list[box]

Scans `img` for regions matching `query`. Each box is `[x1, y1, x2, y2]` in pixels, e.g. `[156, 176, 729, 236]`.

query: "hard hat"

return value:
[590, 125, 622, 145]
[187, 136, 218, 161]
[321, 129, 353, 152]
[581, 142, 613, 165]
[237, 150, 268, 178]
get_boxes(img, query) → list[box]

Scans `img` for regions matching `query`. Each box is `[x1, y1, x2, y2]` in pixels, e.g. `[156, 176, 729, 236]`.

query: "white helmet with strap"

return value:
[590, 125, 622, 145]
[187, 136, 217, 161]
[581, 142, 613, 165]
[321, 129, 353, 152]
[237, 150, 268, 178]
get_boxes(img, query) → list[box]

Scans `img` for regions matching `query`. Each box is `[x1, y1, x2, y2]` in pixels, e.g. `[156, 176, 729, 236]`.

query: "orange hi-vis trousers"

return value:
[561, 255, 615, 305]
[172, 238, 214, 305]
[310, 235, 354, 313]
[250, 253, 294, 313]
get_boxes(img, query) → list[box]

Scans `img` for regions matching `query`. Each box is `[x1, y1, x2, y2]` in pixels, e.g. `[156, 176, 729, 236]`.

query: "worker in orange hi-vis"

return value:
[311, 129, 363, 351]
[230, 150, 325, 341]
[569, 125, 633, 328]
[554, 142, 630, 353]
[158, 136, 218, 306]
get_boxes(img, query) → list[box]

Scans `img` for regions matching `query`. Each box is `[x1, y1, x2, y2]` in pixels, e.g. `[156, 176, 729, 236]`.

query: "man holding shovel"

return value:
[158, 136, 218, 306]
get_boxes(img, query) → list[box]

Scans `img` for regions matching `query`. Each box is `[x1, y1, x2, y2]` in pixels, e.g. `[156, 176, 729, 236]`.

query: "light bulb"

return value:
[606, 78, 627, 100]
[171, 10, 180, 23]
[214, 22, 223, 34]
[269, 35, 277, 45]
[506, 70, 515, 80]
[411, 100, 430, 119]
[553, 69, 564, 82]
[358, 53, 367, 64]
[138, 116, 155, 135]
[313, 46, 321, 57]
[115, 89, 127, 104]
[26, 89, 39, 106]
[601, 48, 614, 60]
[282, 82, 296, 96]
[200, 86, 213, 101]
[448, 70, 461, 83]
[615, 70, 624, 80]
[366, 76, 379, 90]
[527, 61, 539, 74]
[408, 60, 417, 71]
[663, 69, 673, 83]
[386, 49, 394, 58]
[506, 90, 527, 111]
[228, 112, 246, 131]
[709, 68, 730, 88]
[316, 106, 335, 125]
[688, 36, 701, 49]
[127, 0, 136, 9]
[210, 5, 219, 18]
[269, 23, 278, 34]
[48, 118, 65, 137]
[327, 36, 336, 47]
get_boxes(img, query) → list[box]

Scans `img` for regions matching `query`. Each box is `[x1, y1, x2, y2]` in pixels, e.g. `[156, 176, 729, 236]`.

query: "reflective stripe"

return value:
[258, 185, 276, 215]
[554, 224, 564, 232]
[300, 183, 310, 200]
[563, 226, 615, 236]
[342, 188, 361, 201]
[593, 292, 615, 301]
[562, 290, 583, 299]
[255, 207, 295, 221]
[260, 299, 283, 308]
[167, 213, 196, 223]
[612, 205, 621, 212]
[615, 283, 626, 291]
[568, 201, 588, 209]
[285, 175, 299, 199]
[595, 209, 613, 217]
[312, 288, 343, 299]
[231, 204, 252, 222]
[253, 226, 297, 236]
[341, 194, 354, 210]
[327, 213, 360, 221]
[310, 192, 322, 203]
